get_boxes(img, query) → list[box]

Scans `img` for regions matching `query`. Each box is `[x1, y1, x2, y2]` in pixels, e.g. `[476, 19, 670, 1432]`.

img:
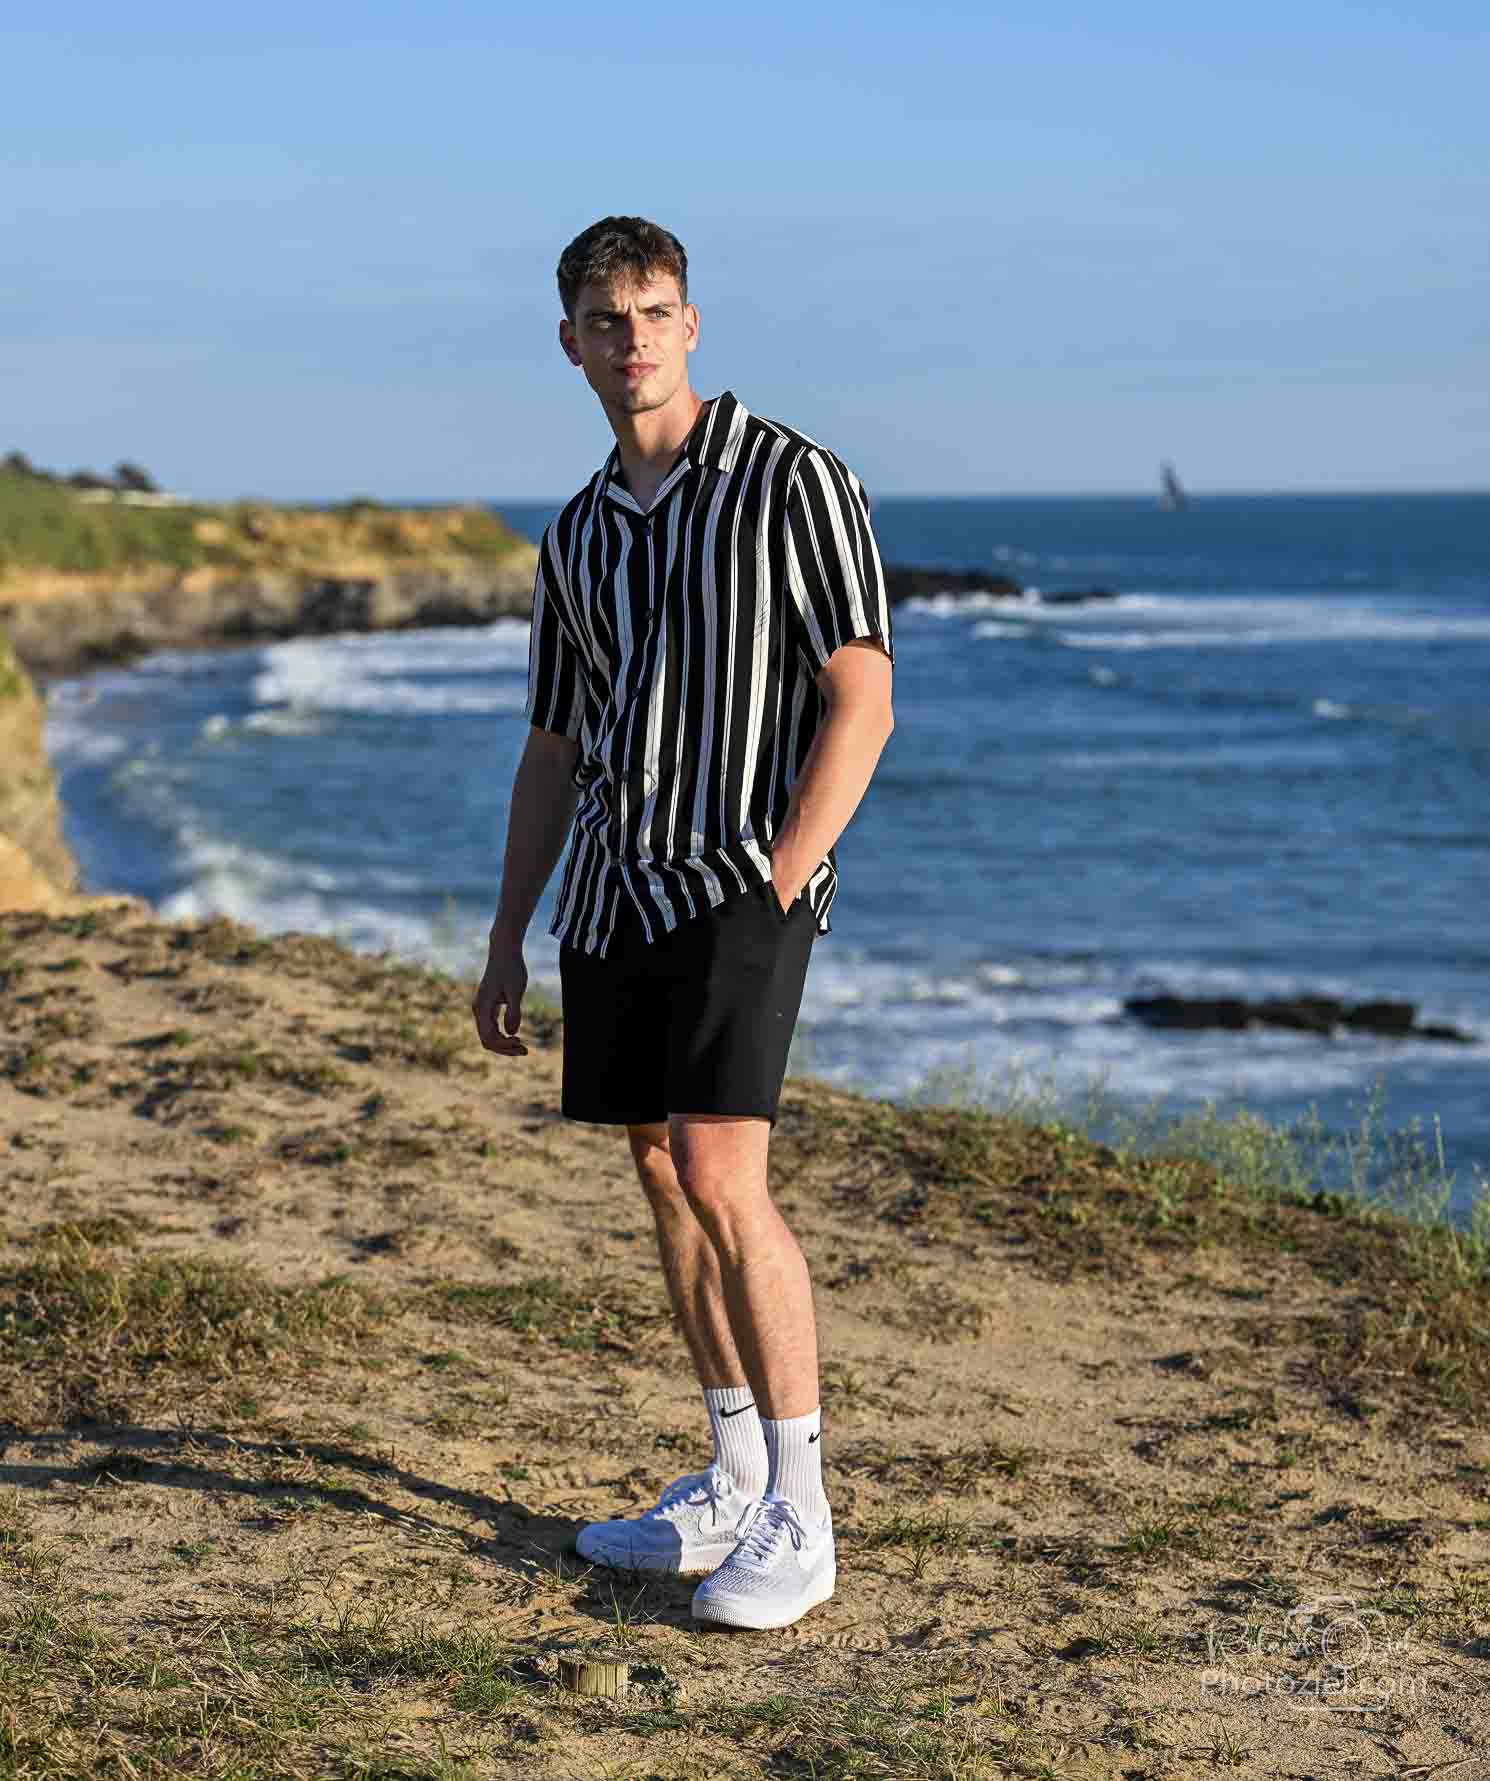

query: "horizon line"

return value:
[481, 485, 1490, 506]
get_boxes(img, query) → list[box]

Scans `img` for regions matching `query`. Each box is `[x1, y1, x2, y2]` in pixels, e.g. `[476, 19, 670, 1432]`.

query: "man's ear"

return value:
[559, 317, 583, 367]
[684, 302, 700, 353]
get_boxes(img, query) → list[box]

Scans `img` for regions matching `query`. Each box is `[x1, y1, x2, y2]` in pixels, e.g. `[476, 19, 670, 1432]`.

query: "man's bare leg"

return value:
[662, 1114, 819, 1419]
[625, 1121, 769, 1504]
[667, 1112, 835, 1629]
[570, 1121, 770, 1575]
[626, 1120, 749, 1390]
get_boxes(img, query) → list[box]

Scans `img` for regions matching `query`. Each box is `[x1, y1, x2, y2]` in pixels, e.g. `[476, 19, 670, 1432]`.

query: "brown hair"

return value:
[556, 216, 689, 321]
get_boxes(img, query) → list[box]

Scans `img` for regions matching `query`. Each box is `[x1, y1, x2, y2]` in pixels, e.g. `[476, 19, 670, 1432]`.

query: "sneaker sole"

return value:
[690, 1565, 836, 1630]
[574, 1536, 741, 1576]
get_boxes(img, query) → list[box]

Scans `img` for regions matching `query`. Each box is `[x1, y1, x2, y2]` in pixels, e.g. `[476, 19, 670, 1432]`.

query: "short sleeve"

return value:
[783, 448, 895, 677]
[524, 537, 589, 742]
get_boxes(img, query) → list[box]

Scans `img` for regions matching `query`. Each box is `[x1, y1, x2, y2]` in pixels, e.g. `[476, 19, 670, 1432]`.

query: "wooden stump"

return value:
[557, 1650, 630, 1698]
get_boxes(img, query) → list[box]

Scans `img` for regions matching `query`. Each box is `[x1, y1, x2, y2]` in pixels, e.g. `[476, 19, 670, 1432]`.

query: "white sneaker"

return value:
[690, 1491, 835, 1630]
[574, 1466, 759, 1575]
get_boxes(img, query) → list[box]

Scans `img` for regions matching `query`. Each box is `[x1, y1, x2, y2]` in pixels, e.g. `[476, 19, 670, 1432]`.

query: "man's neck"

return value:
[609, 384, 706, 505]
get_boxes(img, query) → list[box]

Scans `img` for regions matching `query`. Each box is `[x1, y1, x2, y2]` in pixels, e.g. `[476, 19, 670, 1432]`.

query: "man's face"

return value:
[560, 270, 699, 418]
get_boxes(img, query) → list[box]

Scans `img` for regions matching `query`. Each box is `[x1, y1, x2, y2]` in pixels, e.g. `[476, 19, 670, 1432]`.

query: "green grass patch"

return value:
[138, 1042, 350, 1103]
[1116, 1508, 1218, 1566]
[616, 1665, 1038, 1779]
[836, 1435, 1039, 1495]
[0, 1567, 539, 1780]
[0, 471, 208, 574]
[0, 633, 25, 700]
[787, 1066, 1490, 1426]
[0, 468, 531, 579]
[329, 1019, 470, 1074]
[422, 1272, 669, 1354]
[0, 1230, 388, 1428]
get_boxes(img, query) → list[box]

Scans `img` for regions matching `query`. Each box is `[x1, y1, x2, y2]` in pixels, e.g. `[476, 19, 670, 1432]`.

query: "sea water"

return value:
[44, 494, 1490, 1211]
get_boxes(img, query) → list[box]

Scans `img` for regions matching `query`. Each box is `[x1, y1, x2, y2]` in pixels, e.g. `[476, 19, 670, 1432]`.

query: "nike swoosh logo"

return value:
[808, 1432, 820, 1443]
[719, 1402, 756, 1418]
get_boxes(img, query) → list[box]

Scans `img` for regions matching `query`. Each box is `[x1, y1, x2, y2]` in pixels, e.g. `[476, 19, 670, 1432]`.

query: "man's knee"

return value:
[627, 1119, 670, 1162]
[627, 1120, 679, 1201]
[667, 1115, 771, 1240]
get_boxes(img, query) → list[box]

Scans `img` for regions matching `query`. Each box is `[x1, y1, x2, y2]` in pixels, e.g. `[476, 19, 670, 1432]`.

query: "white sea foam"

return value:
[1053, 738, 1350, 772]
[904, 591, 1156, 619]
[250, 623, 531, 717]
[1053, 594, 1490, 652]
[43, 708, 131, 769]
[155, 826, 479, 970]
[241, 709, 328, 736]
[968, 620, 1030, 640]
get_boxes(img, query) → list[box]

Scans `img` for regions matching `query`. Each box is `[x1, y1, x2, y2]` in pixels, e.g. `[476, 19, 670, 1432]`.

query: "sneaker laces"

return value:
[645, 1467, 731, 1527]
[730, 1493, 808, 1564]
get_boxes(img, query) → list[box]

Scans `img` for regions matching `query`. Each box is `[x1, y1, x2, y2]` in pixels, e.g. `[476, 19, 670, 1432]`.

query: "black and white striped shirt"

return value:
[524, 389, 895, 958]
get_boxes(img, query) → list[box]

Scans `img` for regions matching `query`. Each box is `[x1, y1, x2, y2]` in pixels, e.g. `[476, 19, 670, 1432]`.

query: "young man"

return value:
[472, 216, 894, 1631]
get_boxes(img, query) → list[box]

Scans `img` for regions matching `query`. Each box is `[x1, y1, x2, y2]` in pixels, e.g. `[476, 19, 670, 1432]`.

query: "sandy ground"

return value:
[2, 903, 1487, 1779]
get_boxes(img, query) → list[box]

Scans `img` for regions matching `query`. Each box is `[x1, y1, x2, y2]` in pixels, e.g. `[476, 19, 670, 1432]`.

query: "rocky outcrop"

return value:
[0, 481, 541, 679]
[1125, 994, 1474, 1045]
[0, 630, 78, 895]
[882, 566, 1117, 606]
[1, 556, 538, 680]
[0, 628, 153, 913]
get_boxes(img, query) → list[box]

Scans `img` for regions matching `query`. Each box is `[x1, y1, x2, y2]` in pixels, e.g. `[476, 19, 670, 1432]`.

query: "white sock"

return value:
[761, 1406, 829, 1524]
[703, 1385, 767, 1498]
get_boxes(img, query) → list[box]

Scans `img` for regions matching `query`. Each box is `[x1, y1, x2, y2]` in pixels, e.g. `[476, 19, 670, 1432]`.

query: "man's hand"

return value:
[769, 862, 795, 917]
[472, 929, 528, 1057]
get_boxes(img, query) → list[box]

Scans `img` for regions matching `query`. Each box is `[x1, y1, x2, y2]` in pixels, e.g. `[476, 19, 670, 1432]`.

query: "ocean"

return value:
[43, 493, 1490, 1215]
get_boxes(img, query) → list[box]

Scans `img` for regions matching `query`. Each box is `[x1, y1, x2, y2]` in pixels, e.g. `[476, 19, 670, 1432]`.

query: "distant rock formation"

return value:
[0, 486, 540, 679]
[1, 561, 538, 679]
[1125, 994, 1474, 1046]
[882, 565, 1117, 607]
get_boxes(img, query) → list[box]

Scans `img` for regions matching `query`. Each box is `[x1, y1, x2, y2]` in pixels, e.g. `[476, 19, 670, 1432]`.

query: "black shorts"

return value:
[558, 878, 816, 1127]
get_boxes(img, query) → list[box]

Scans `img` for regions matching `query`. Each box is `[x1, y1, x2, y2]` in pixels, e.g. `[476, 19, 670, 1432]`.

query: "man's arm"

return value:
[768, 640, 894, 910]
[771, 447, 897, 908]
[472, 726, 580, 1057]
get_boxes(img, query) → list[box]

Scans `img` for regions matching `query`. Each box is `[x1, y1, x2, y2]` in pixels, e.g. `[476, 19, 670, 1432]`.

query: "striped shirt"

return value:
[524, 389, 895, 959]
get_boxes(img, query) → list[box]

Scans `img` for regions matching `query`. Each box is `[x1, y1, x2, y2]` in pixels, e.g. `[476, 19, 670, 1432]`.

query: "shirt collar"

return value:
[600, 390, 747, 508]
[682, 389, 747, 471]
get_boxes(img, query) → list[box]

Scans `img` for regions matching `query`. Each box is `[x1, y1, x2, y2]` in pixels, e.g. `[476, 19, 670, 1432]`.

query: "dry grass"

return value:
[1, 903, 1487, 1778]
[0, 470, 530, 582]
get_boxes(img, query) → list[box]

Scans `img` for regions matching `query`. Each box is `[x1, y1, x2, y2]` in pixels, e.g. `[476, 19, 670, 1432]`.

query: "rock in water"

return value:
[1124, 994, 1472, 1045]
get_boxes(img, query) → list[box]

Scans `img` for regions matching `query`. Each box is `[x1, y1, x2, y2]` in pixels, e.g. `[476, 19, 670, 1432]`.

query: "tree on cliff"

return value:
[1, 454, 160, 492]
[114, 461, 158, 494]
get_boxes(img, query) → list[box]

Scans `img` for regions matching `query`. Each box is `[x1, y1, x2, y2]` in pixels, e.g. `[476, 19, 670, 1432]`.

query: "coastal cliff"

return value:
[0, 474, 538, 905]
[0, 631, 85, 910]
[0, 471, 538, 679]
[2, 556, 538, 679]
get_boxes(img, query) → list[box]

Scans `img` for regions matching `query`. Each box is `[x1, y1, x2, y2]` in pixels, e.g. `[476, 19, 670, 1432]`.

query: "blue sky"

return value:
[4, 3, 1487, 500]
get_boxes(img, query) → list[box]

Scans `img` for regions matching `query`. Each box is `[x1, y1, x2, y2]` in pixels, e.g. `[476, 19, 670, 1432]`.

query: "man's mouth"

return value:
[620, 363, 656, 380]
